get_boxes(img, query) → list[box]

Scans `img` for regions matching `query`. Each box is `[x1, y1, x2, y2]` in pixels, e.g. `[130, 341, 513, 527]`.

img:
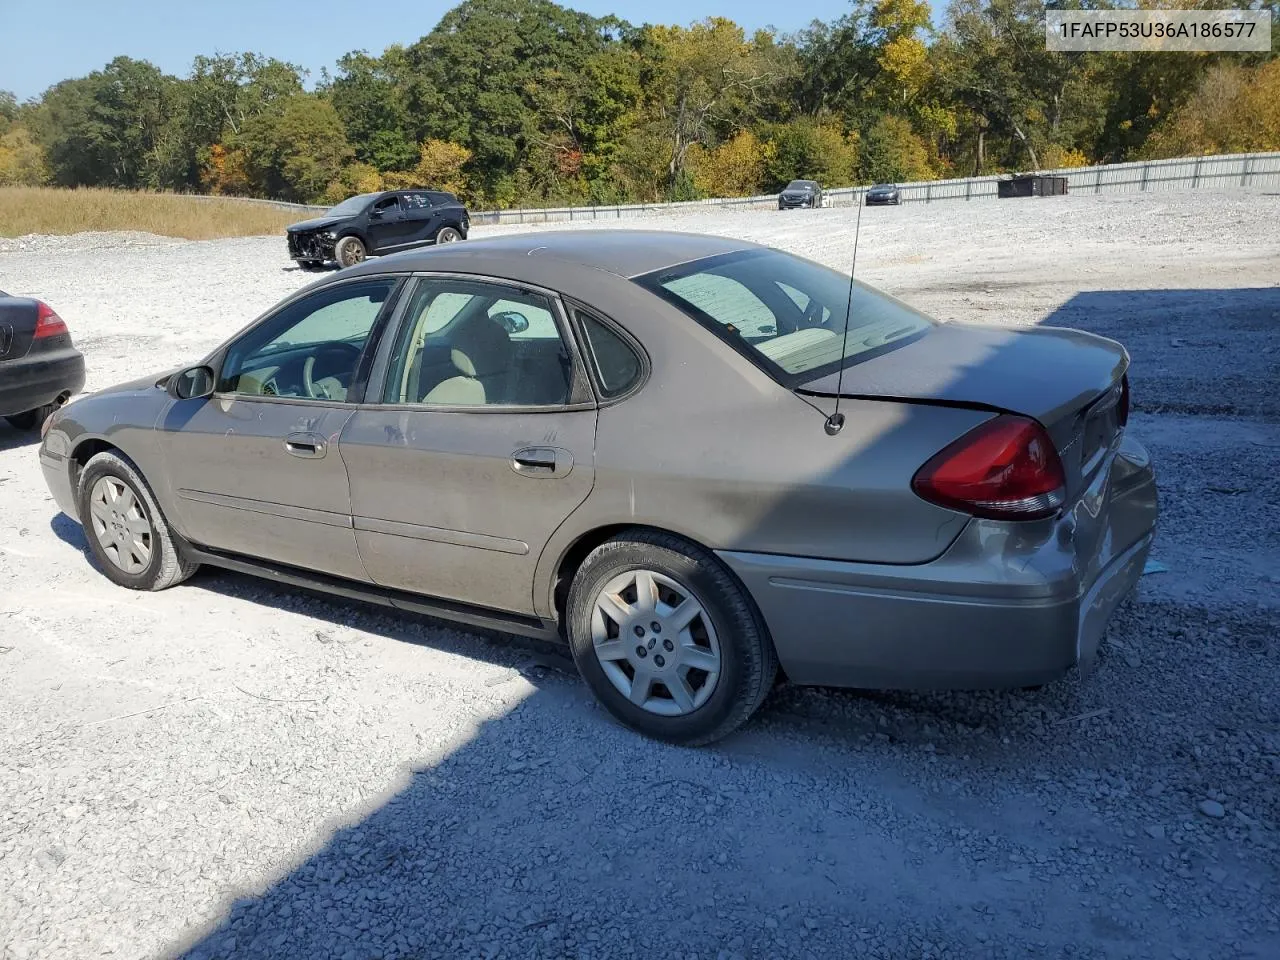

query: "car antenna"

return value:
[825, 187, 865, 437]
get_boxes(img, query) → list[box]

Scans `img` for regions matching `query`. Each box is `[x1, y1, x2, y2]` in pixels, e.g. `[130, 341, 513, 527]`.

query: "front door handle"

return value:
[284, 432, 327, 459]
[511, 446, 572, 478]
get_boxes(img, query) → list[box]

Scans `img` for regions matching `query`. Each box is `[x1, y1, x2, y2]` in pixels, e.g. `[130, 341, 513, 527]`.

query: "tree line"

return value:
[1, 0, 1277, 208]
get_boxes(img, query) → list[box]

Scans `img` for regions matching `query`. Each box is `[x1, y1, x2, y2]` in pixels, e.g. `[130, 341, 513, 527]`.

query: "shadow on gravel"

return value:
[0, 421, 41, 451]
[1041, 287, 1280, 419]
[140, 292, 1182, 960]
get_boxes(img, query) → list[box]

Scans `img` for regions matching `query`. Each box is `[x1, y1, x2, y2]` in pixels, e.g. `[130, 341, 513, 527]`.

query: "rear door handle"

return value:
[284, 432, 327, 459]
[511, 446, 572, 478]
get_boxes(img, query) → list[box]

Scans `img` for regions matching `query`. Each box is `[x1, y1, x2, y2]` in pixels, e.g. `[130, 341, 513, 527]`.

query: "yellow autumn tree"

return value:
[0, 126, 49, 186]
[322, 162, 386, 204]
[199, 143, 252, 196]
[1142, 60, 1280, 159]
[384, 139, 472, 199]
[1040, 145, 1088, 169]
[688, 130, 773, 197]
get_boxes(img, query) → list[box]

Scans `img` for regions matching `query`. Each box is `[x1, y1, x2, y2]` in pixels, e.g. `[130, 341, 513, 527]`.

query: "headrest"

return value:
[450, 315, 511, 378]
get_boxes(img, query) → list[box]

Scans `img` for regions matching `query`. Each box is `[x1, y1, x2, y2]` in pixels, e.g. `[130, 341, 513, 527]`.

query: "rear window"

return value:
[635, 248, 934, 384]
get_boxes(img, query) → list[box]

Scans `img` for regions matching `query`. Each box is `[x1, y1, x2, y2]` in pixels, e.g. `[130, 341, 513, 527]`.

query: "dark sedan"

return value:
[287, 189, 470, 269]
[0, 291, 85, 431]
[865, 184, 902, 205]
[778, 180, 823, 209]
[40, 231, 1155, 745]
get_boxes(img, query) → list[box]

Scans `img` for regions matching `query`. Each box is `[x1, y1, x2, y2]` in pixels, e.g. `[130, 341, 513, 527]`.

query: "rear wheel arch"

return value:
[546, 523, 770, 640]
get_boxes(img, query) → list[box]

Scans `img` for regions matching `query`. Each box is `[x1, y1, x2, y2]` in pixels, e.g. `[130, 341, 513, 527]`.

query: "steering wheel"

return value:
[303, 342, 363, 400]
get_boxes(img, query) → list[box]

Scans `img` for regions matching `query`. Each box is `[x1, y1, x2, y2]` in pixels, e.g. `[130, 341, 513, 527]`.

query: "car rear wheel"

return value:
[435, 225, 463, 244]
[77, 451, 198, 591]
[334, 236, 367, 269]
[566, 530, 777, 745]
[5, 401, 60, 431]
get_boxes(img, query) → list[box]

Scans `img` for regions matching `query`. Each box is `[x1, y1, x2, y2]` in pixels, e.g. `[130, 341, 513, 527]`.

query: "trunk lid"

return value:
[0, 296, 41, 361]
[798, 321, 1129, 493]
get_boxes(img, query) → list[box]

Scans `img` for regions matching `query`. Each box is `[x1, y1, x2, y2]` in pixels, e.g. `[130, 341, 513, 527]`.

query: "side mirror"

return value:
[370, 207, 385, 219]
[167, 365, 216, 400]
[494, 311, 529, 334]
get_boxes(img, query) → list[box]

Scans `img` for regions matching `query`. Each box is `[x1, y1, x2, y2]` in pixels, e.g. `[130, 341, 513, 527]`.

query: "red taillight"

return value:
[34, 301, 69, 339]
[1117, 375, 1130, 428]
[912, 415, 1066, 521]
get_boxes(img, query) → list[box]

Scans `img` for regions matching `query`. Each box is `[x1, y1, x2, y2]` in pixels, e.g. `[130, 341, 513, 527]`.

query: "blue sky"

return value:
[2, 0, 943, 101]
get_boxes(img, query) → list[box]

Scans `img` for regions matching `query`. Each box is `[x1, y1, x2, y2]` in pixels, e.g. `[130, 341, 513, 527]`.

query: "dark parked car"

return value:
[40, 231, 1155, 745]
[777, 180, 823, 209]
[865, 184, 901, 205]
[287, 189, 470, 269]
[0, 291, 85, 432]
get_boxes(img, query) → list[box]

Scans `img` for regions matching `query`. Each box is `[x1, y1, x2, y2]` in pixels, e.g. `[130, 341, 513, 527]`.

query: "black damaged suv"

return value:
[286, 189, 470, 269]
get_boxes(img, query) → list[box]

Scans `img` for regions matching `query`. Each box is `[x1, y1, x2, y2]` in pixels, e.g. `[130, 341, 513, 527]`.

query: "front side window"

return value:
[218, 279, 396, 402]
[635, 249, 934, 383]
[383, 278, 573, 407]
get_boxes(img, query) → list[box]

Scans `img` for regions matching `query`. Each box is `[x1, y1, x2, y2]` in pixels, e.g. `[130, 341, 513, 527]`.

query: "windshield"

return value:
[326, 192, 380, 217]
[635, 248, 935, 384]
[785, 181, 815, 190]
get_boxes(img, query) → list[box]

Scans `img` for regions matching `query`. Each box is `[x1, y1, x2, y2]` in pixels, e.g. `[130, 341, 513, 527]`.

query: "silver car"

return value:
[39, 231, 1157, 744]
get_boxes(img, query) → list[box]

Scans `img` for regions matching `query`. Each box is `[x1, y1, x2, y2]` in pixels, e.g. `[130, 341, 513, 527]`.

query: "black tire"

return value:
[334, 236, 367, 269]
[566, 530, 777, 746]
[5, 401, 58, 431]
[434, 225, 463, 244]
[77, 450, 198, 591]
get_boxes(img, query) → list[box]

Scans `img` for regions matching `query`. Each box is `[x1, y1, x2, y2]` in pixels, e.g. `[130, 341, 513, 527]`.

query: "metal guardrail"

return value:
[469, 151, 1280, 223]
[190, 151, 1280, 224]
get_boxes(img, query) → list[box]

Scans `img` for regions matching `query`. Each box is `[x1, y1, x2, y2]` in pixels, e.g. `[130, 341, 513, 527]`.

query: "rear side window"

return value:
[575, 309, 643, 398]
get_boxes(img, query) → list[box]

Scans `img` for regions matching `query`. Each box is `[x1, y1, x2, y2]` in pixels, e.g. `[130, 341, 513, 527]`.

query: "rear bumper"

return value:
[719, 433, 1158, 690]
[0, 347, 85, 417]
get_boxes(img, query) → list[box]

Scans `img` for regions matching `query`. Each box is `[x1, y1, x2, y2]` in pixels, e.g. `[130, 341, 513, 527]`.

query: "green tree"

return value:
[326, 49, 417, 171]
[0, 91, 17, 133]
[859, 113, 934, 182]
[641, 18, 788, 196]
[33, 57, 178, 188]
[401, 0, 624, 201]
[761, 118, 859, 189]
[240, 95, 354, 201]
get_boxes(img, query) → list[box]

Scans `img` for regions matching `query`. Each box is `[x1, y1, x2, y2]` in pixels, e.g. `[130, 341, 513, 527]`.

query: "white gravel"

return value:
[1, 189, 1278, 960]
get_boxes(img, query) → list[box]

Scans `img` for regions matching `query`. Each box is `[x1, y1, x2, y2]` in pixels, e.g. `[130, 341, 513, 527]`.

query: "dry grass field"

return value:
[0, 186, 300, 240]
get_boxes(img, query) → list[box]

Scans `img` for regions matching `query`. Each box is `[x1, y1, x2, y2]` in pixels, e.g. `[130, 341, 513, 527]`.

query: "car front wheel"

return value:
[566, 530, 777, 745]
[334, 236, 367, 268]
[77, 450, 198, 591]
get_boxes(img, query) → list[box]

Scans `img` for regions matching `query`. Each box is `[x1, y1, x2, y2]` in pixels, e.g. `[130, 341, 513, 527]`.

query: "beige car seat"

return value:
[422, 314, 513, 405]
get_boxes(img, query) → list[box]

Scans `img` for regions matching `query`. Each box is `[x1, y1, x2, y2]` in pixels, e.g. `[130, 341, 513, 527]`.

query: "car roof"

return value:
[363, 229, 758, 280]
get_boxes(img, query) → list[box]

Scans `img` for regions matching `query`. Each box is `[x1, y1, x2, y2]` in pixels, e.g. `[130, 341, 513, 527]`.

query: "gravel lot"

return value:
[2, 190, 1278, 960]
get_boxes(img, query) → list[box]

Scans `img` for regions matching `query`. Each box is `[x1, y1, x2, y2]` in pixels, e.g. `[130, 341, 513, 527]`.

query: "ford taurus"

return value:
[38, 231, 1157, 744]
